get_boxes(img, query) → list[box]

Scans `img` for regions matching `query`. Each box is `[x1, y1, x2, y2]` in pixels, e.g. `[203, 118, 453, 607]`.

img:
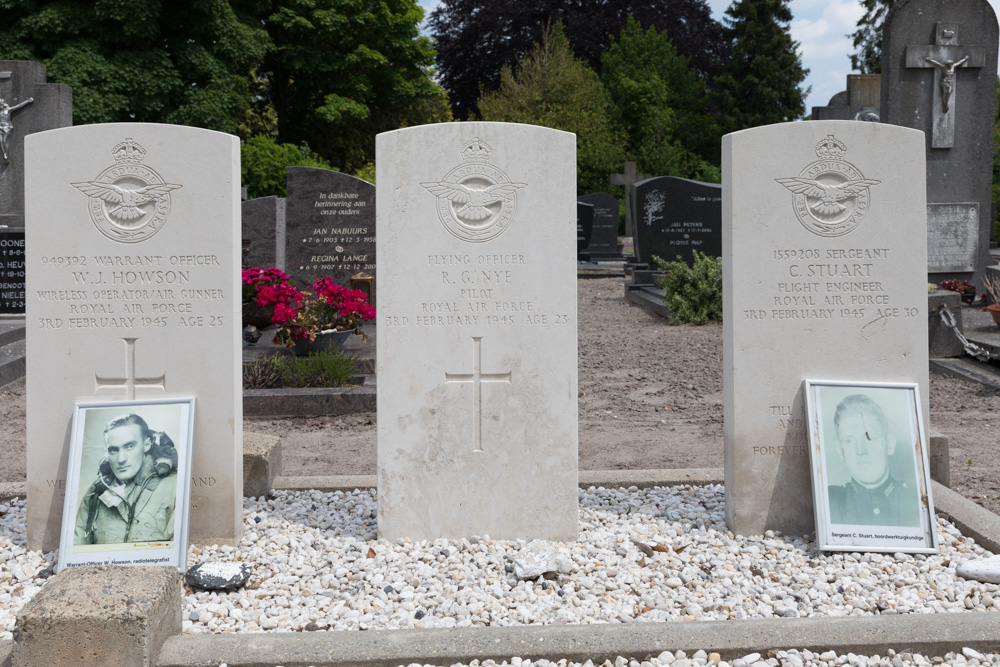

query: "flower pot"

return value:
[242, 303, 275, 329]
[960, 291, 977, 305]
[291, 329, 354, 356]
[986, 304, 1000, 329]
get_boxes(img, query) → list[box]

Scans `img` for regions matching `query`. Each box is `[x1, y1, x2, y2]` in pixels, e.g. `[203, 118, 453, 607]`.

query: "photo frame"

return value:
[804, 380, 938, 553]
[57, 398, 195, 572]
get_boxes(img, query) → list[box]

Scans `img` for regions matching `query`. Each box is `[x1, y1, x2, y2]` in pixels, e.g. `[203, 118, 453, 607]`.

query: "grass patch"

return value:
[243, 348, 358, 389]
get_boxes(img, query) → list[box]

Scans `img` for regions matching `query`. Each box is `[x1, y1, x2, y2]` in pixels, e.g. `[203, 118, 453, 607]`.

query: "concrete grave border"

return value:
[0, 469, 996, 666]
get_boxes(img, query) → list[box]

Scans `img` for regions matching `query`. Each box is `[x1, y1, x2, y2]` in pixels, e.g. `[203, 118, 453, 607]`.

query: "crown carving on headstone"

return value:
[112, 138, 147, 164]
[814, 135, 847, 160]
[461, 137, 493, 163]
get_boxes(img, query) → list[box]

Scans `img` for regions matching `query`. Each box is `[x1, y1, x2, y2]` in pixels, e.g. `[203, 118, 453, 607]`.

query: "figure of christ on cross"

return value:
[444, 336, 512, 453]
[95, 337, 166, 400]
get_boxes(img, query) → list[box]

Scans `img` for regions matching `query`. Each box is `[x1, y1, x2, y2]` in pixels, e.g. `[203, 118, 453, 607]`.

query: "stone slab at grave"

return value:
[577, 192, 622, 260]
[577, 201, 594, 258]
[723, 122, 929, 536]
[25, 124, 242, 551]
[0, 230, 25, 313]
[242, 195, 285, 270]
[376, 123, 578, 541]
[609, 161, 648, 238]
[632, 176, 722, 267]
[881, 0, 999, 285]
[285, 167, 374, 288]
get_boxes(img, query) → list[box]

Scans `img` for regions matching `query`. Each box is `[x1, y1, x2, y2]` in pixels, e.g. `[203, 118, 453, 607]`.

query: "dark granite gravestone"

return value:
[0, 61, 72, 230]
[881, 0, 998, 286]
[284, 167, 375, 288]
[0, 230, 24, 313]
[242, 196, 284, 269]
[577, 192, 621, 259]
[609, 162, 648, 237]
[577, 201, 594, 258]
[631, 176, 722, 266]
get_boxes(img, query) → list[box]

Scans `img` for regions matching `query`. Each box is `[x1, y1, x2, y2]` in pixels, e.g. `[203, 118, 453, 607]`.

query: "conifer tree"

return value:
[713, 0, 809, 134]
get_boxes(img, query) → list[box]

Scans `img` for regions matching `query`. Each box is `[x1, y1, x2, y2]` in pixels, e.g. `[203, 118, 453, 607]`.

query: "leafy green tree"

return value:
[849, 0, 896, 74]
[0, 0, 270, 133]
[713, 0, 809, 134]
[601, 17, 721, 180]
[429, 0, 727, 120]
[259, 0, 451, 173]
[241, 136, 333, 199]
[475, 23, 626, 195]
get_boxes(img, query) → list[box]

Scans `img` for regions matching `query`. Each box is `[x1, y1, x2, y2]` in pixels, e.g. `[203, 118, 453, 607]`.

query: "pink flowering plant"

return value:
[241, 267, 302, 314]
[272, 277, 376, 348]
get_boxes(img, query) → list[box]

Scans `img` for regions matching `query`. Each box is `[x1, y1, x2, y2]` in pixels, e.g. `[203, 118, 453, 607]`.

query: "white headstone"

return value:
[375, 122, 578, 541]
[723, 121, 929, 536]
[25, 123, 242, 551]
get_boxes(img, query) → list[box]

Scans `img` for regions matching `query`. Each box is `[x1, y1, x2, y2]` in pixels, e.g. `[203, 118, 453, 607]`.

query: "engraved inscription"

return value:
[776, 135, 879, 237]
[422, 137, 526, 243]
[71, 139, 182, 244]
[927, 202, 978, 272]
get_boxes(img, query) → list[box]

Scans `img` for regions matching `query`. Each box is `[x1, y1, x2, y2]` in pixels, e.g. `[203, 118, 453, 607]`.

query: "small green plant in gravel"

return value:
[652, 251, 723, 325]
[243, 349, 357, 389]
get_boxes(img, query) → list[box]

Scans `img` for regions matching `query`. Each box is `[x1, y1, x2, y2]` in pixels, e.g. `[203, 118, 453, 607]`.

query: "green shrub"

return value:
[243, 348, 357, 389]
[652, 251, 723, 324]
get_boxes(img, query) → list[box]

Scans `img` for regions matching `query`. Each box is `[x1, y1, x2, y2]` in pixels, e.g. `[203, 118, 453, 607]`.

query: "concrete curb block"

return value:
[271, 470, 726, 494]
[0, 482, 24, 503]
[155, 612, 1000, 667]
[932, 480, 1000, 555]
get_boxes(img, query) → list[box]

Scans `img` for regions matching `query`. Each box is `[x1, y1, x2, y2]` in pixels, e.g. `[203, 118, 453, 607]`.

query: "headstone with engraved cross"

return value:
[609, 161, 648, 239]
[376, 123, 578, 541]
[25, 124, 242, 551]
[881, 0, 998, 286]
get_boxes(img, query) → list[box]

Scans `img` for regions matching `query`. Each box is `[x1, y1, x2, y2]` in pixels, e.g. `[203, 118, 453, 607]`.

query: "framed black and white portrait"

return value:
[804, 380, 937, 553]
[57, 398, 195, 572]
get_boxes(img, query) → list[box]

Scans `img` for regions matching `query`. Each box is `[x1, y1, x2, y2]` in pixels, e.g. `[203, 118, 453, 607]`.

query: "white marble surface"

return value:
[375, 123, 578, 541]
[25, 124, 243, 550]
[722, 121, 930, 537]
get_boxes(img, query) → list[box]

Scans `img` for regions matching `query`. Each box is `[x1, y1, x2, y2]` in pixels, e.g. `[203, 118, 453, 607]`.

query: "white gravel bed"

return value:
[0, 485, 996, 643]
[181, 484, 997, 634]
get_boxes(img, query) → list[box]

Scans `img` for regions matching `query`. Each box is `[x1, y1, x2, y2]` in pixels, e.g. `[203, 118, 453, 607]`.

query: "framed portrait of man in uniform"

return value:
[804, 381, 937, 554]
[57, 397, 195, 572]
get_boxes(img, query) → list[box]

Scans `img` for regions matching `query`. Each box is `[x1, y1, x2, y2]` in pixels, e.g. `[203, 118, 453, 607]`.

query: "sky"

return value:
[416, 0, 1000, 115]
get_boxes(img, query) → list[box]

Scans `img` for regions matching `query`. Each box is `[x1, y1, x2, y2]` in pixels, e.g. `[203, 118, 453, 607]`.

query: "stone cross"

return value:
[444, 336, 511, 453]
[94, 337, 166, 400]
[609, 161, 648, 237]
[905, 22, 986, 148]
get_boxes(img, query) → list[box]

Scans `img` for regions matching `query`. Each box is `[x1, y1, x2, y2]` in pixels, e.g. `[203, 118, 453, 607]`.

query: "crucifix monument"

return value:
[609, 161, 648, 239]
[25, 123, 243, 551]
[376, 122, 578, 541]
[880, 0, 998, 286]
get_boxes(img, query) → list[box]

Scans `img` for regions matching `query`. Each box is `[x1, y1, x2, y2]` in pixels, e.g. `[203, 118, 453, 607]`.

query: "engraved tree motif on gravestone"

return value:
[775, 135, 881, 238]
[0, 96, 32, 163]
[644, 191, 665, 226]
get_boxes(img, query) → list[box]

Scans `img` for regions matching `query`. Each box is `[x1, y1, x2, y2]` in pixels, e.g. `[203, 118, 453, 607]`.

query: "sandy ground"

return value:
[1, 276, 998, 516]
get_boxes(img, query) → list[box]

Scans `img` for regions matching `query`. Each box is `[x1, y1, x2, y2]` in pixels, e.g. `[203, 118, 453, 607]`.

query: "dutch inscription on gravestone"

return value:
[376, 124, 578, 541]
[577, 202, 594, 257]
[285, 167, 374, 287]
[633, 176, 722, 266]
[25, 125, 243, 551]
[0, 230, 24, 313]
[723, 123, 929, 537]
[577, 192, 621, 259]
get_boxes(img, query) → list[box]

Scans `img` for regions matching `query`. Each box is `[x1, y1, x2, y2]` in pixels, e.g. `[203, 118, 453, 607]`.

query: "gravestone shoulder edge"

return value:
[23, 122, 241, 144]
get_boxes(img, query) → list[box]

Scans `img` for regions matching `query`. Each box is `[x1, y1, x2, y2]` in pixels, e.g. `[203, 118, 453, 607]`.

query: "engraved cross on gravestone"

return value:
[444, 336, 512, 453]
[609, 161, 648, 238]
[905, 22, 986, 148]
[94, 337, 166, 400]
